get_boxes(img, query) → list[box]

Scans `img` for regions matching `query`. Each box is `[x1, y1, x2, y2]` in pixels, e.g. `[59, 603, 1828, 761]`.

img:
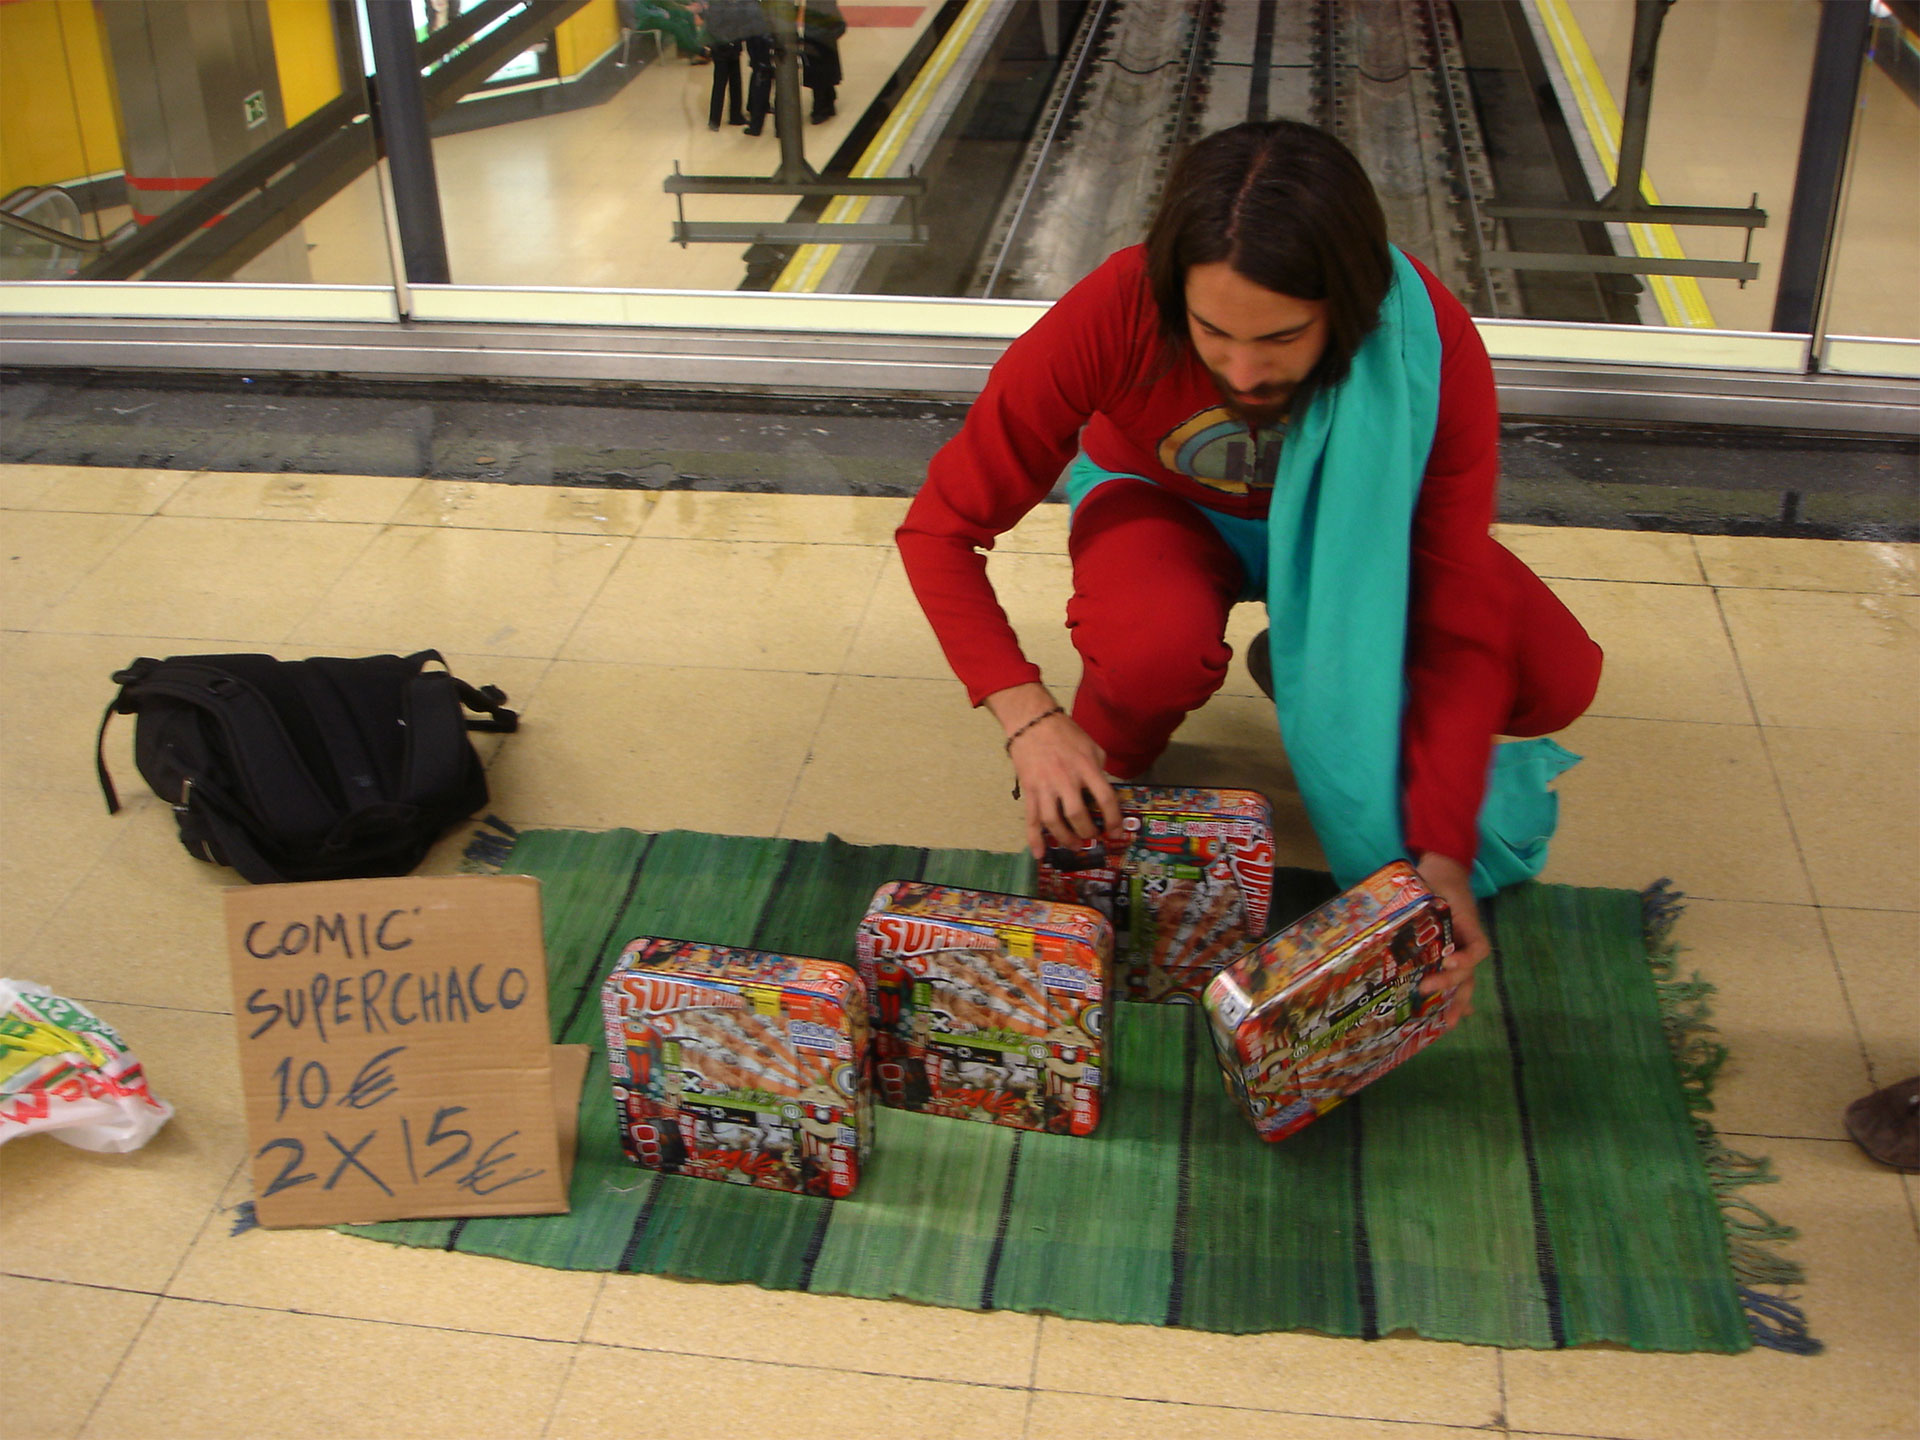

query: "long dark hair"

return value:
[1144, 121, 1393, 394]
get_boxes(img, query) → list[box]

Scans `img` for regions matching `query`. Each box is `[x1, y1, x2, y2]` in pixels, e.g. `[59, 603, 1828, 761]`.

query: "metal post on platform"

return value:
[767, 1, 810, 183]
[1600, 0, 1672, 212]
[365, 0, 451, 286]
[1772, 0, 1873, 336]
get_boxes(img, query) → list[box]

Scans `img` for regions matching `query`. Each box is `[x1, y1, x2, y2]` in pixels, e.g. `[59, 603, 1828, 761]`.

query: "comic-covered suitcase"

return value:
[1036, 785, 1273, 1002]
[602, 938, 871, 1196]
[1202, 860, 1454, 1142]
[855, 882, 1111, 1136]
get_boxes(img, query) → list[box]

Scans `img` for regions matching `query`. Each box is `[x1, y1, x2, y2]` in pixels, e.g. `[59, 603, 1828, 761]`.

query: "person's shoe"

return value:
[742, 122, 763, 136]
[1247, 628, 1273, 699]
[729, 114, 747, 126]
[1845, 1077, 1920, 1172]
[810, 106, 835, 124]
[707, 121, 720, 131]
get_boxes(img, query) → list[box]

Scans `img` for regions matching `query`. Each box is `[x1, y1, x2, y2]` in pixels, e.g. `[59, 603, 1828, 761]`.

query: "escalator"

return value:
[0, 187, 126, 283]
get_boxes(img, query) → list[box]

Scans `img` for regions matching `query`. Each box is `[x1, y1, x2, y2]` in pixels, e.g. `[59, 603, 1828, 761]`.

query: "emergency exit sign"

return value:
[244, 90, 267, 128]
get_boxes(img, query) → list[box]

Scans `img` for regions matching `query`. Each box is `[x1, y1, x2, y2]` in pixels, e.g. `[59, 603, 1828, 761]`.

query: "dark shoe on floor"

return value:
[1845, 1076, 1920, 1172]
[810, 107, 836, 123]
[1247, 628, 1273, 700]
[742, 124, 763, 136]
[707, 121, 720, 131]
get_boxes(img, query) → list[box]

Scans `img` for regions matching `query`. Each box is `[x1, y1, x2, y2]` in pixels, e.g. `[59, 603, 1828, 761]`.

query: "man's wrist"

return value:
[984, 682, 1060, 737]
[1413, 849, 1471, 879]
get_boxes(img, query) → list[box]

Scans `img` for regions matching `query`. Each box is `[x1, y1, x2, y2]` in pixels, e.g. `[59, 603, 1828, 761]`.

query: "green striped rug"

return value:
[342, 827, 1816, 1353]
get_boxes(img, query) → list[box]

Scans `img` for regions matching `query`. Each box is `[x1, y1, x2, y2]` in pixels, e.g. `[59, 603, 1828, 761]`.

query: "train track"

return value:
[971, 0, 1217, 299]
[969, 0, 1511, 316]
[1313, 0, 1515, 316]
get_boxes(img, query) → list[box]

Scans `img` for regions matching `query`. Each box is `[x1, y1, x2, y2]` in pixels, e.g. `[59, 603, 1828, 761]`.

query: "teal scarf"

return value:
[1067, 247, 1576, 897]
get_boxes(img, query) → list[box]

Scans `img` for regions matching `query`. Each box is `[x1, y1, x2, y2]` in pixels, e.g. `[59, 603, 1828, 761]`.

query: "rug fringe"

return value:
[1640, 881, 1823, 1354]
[1641, 877, 1687, 951]
[1738, 1286, 1824, 1355]
[460, 815, 521, 873]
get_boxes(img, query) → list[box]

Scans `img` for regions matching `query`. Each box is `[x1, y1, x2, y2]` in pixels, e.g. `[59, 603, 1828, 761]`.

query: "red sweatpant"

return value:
[1063, 478, 1601, 778]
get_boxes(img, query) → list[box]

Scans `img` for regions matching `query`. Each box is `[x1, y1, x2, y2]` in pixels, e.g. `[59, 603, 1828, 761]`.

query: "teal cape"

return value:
[1064, 247, 1576, 897]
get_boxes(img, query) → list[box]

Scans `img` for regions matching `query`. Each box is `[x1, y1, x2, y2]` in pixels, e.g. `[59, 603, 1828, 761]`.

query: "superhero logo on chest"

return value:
[1157, 405, 1288, 495]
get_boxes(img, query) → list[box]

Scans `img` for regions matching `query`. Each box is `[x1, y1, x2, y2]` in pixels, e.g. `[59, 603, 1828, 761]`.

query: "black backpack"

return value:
[97, 651, 518, 884]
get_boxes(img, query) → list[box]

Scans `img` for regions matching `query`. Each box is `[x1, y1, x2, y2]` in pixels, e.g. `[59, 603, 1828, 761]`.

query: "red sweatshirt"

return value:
[896, 245, 1511, 870]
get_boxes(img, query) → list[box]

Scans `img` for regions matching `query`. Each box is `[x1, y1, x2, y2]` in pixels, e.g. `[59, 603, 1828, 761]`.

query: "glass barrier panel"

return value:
[392, 0, 958, 293]
[1507, 0, 1814, 333]
[0, 0, 128, 281]
[0, 0, 395, 289]
[381, 0, 1850, 334]
[1822, 2, 1920, 349]
[2, 0, 1911, 388]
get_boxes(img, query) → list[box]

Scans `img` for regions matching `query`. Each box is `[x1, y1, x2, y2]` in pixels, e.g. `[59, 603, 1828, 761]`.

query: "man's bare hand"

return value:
[1414, 851, 1489, 1026]
[986, 683, 1124, 858]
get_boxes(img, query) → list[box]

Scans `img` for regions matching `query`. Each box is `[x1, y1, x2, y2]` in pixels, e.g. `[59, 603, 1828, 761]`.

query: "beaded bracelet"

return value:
[1003, 704, 1066, 754]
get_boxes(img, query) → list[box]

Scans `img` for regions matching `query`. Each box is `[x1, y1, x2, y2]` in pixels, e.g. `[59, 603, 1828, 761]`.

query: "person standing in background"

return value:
[800, 0, 846, 123]
[701, 0, 767, 131]
[740, 6, 780, 136]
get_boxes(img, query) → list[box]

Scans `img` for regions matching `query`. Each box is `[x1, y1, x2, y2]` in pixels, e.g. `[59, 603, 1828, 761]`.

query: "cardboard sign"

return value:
[550, 1042, 590, 1186]
[225, 875, 569, 1228]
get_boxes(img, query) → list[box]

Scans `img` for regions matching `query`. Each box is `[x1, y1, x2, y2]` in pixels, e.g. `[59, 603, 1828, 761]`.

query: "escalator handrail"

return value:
[1, 184, 107, 253]
[0, 209, 108, 253]
[3, 185, 69, 213]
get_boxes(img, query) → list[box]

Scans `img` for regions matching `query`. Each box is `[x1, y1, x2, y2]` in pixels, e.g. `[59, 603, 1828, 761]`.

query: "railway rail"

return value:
[1314, 0, 1515, 315]
[964, 0, 1513, 315]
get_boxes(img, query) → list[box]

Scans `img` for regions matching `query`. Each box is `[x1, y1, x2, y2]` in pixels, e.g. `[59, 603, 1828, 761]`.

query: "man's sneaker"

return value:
[1247, 628, 1273, 699]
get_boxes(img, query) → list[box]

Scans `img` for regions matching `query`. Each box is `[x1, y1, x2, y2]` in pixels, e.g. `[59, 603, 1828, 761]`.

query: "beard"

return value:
[1206, 369, 1297, 430]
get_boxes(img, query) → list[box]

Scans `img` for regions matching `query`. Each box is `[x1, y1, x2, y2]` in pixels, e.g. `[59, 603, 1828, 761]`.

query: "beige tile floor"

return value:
[0, 464, 1915, 1440]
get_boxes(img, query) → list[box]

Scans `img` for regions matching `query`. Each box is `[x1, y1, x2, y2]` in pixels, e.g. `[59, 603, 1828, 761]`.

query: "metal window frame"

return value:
[1, 287, 1913, 436]
[9, 0, 1913, 436]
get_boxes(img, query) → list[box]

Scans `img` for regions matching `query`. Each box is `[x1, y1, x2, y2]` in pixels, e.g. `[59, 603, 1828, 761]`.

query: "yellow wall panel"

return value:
[554, 0, 621, 78]
[266, 0, 344, 125]
[0, 0, 122, 193]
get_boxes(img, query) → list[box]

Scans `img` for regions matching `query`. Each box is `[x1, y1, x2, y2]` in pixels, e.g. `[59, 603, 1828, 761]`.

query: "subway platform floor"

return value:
[0, 462, 1914, 1440]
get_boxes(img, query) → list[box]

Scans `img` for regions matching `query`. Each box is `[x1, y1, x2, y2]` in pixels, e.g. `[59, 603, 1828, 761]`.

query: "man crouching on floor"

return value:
[896, 120, 1603, 1023]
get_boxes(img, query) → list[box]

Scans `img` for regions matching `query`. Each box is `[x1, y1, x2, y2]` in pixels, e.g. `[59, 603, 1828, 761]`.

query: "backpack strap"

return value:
[97, 700, 125, 815]
[405, 650, 519, 734]
[396, 670, 465, 813]
[97, 658, 161, 814]
[172, 773, 290, 883]
[453, 678, 519, 733]
[393, 652, 516, 816]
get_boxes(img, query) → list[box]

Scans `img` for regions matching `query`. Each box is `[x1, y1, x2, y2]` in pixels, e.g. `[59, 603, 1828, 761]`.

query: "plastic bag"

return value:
[0, 981, 173, 1152]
